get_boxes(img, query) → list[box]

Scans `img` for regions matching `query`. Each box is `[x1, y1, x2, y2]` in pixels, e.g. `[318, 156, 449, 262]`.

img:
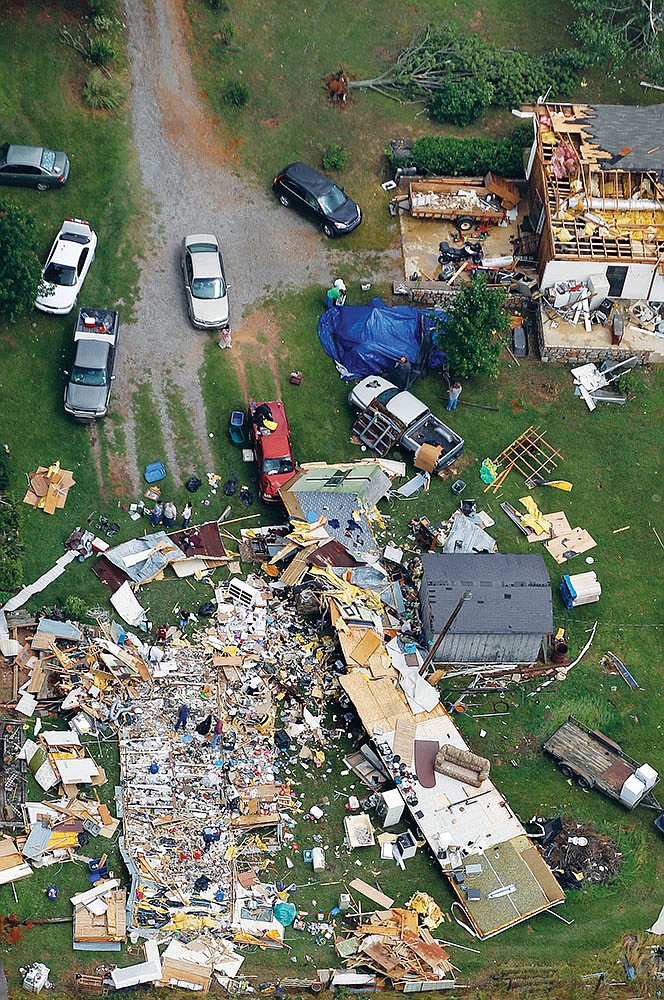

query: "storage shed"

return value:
[419, 553, 553, 664]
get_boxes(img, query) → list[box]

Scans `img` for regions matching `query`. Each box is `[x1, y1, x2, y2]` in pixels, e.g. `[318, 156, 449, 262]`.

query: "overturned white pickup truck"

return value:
[348, 375, 464, 472]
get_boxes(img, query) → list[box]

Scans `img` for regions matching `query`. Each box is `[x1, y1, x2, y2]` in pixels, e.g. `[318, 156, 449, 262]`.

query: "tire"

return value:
[322, 223, 334, 238]
[36, 183, 48, 191]
[278, 193, 290, 207]
[456, 216, 475, 232]
[577, 775, 592, 790]
[560, 764, 573, 779]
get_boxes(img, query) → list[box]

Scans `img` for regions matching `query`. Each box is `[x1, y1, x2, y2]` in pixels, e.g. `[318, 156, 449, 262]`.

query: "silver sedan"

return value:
[180, 233, 230, 330]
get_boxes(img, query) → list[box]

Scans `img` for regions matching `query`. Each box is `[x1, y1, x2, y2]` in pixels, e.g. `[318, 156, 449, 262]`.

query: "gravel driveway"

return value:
[117, 0, 399, 485]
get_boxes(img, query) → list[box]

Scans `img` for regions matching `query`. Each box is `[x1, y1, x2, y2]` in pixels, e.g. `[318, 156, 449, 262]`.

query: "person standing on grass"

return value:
[174, 703, 189, 732]
[150, 500, 163, 527]
[447, 382, 462, 411]
[179, 608, 190, 631]
[163, 501, 177, 528]
[182, 502, 193, 529]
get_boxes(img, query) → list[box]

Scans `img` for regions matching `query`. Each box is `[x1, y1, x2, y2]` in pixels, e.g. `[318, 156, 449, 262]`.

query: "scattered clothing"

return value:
[163, 501, 177, 528]
[174, 704, 189, 731]
[447, 383, 462, 411]
[182, 502, 193, 529]
[150, 501, 163, 527]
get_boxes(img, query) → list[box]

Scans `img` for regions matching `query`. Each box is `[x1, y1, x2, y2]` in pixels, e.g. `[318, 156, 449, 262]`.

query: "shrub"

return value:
[321, 143, 349, 171]
[87, 34, 117, 66]
[88, 0, 109, 13]
[62, 595, 91, 622]
[222, 79, 249, 107]
[0, 493, 24, 593]
[83, 69, 126, 110]
[217, 19, 235, 45]
[0, 200, 42, 322]
[427, 76, 494, 126]
[0, 557, 22, 593]
[390, 125, 532, 178]
[207, 0, 230, 10]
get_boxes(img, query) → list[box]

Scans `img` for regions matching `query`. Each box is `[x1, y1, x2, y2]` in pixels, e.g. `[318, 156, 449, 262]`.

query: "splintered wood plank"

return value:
[349, 878, 395, 909]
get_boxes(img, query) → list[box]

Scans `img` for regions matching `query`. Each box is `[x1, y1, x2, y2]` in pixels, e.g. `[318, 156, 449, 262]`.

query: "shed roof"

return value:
[420, 553, 552, 636]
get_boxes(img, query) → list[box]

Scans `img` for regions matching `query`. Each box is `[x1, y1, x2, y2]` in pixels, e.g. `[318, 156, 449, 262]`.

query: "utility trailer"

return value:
[544, 715, 660, 810]
[408, 176, 508, 229]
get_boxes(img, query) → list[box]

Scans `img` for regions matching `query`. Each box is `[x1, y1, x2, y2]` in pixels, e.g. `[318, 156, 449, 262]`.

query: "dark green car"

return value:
[0, 143, 69, 190]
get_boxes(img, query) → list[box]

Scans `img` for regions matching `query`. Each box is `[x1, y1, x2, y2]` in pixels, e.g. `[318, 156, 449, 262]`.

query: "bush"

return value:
[222, 79, 249, 107]
[427, 76, 494, 126]
[0, 557, 23, 593]
[87, 34, 117, 66]
[207, 0, 230, 10]
[394, 125, 532, 178]
[0, 200, 42, 322]
[83, 69, 126, 110]
[217, 19, 235, 45]
[321, 143, 349, 171]
[62, 595, 91, 622]
[0, 493, 24, 594]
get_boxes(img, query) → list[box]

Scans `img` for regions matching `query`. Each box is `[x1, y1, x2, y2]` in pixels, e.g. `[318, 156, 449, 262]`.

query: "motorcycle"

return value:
[438, 240, 484, 265]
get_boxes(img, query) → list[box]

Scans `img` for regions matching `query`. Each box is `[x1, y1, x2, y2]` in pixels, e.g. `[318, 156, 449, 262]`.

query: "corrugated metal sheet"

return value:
[434, 632, 542, 664]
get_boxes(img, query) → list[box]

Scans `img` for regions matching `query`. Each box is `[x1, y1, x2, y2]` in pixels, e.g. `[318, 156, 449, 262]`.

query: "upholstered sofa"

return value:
[434, 744, 490, 787]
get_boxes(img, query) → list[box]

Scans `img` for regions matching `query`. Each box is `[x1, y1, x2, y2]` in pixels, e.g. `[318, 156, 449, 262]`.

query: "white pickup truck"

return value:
[348, 375, 464, 471]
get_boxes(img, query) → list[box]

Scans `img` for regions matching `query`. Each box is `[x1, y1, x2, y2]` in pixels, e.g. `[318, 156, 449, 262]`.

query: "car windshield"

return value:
[264, 456, 294, 475]
[192, 277, 224, 299]
[317, 185, 347, 214]
[43, 262, 77, 286]
[71, 365, 107, 387]
[40, 149, 56, 172]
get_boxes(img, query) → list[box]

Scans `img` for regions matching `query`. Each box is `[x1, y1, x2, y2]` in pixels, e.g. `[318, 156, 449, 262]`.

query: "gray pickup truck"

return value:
[348, 375, 464, 471]
[64, 307, 119, 422]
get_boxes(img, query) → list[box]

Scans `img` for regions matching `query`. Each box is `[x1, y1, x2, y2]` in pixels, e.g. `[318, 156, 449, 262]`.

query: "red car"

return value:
[248, 400, 297, 502]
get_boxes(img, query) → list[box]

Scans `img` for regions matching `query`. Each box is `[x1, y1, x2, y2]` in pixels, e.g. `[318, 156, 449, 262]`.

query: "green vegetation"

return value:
[0, 456, 25, 594]
[222, 79, 250, 108]
[83, 67, 126, 110]
[437, 275, 510, 378]
[0, 200, 42, 322]
[391, 126, 533, 177]
[321, 142, 350, 172]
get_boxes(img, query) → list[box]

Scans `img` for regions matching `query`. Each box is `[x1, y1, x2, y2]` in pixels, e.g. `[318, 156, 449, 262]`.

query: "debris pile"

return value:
[22, 461, 75, 515]
[545, 819, 622, 886]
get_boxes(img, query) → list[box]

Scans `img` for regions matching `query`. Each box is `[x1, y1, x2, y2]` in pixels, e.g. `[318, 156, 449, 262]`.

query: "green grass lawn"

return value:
[2, 0, 664, 993]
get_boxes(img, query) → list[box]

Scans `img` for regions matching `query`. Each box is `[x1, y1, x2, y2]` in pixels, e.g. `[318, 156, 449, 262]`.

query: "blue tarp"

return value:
[317, 298, 446, 383]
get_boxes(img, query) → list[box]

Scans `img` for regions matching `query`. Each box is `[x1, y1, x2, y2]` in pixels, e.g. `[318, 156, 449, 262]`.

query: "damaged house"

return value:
[522, 102, 664, 364]
[419, 553, 553, 664]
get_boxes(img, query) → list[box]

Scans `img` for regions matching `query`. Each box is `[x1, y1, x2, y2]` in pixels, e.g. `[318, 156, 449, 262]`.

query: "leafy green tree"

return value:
[569, 0, 664, 62]
[436, 276, 509, 378]
[0, 201, 42, 322]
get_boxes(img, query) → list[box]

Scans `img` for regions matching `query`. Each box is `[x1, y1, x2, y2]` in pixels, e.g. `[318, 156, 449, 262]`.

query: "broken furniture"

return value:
[23, 461, 75, 515]
[571, 356, 637, 410]
[434, 744, 490, 787]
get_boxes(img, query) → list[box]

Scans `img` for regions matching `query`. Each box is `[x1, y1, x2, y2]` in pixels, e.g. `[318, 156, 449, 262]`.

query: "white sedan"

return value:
[35, 218, 97, 315]
[181, 233, 230, 330]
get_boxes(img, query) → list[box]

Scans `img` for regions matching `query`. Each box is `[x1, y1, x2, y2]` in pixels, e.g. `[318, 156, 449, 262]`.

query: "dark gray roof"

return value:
[579, 104, 664, 174]
[420, 553, 552, 636]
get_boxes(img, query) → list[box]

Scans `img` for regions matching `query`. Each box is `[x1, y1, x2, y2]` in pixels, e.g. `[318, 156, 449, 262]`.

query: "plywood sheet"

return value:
[544, 527, 597, 563]
[349, 878, 394, 908]
[392, 717, 416, 767]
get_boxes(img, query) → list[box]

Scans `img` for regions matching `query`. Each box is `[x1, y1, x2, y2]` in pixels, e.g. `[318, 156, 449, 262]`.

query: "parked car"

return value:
[0, 143, 69, 190]
[64, 308, 119, 422]
[272, 162, 362, 238]
[248, 400, 297, 502]
[180, 233, 230, 330]
[348, 375, 464, 471]
[35, 218, 97, 315]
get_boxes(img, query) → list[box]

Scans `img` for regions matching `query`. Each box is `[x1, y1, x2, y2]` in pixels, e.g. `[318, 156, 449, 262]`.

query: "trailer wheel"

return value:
[455, 216, 475, 233]
[577, 775, 592, 790]
[560, 764, 573, 778]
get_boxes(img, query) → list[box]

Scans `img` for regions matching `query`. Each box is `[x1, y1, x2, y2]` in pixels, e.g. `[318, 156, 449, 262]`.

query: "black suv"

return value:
[273, 162, 362, 237]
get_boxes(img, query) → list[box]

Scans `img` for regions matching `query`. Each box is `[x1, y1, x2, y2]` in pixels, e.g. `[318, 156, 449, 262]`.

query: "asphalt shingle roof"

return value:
[420, 553, 553, 635]
[579, 104, 664, 174]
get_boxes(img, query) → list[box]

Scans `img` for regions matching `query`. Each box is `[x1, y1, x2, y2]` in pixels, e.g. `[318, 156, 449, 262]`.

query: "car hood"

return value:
[192, 293, 229, 327]
[328, 197, 361, 226]
[261, 469, 296, 501]
[36, 282, 76, 313]
[65, 382, 108, 414]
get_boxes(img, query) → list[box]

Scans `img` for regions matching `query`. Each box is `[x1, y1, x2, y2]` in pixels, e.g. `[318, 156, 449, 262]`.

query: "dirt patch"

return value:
[87, 424, 108, 502]
[229, 307, 283, 401]
[107, 450, 134, 496]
